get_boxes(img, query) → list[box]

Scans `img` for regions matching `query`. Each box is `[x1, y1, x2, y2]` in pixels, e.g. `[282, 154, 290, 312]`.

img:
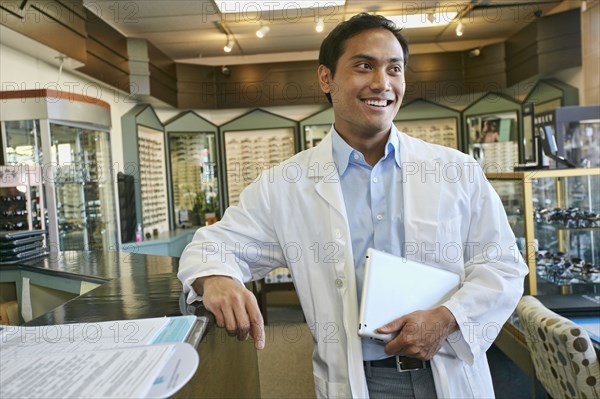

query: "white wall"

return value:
[0, 43, 142, 170]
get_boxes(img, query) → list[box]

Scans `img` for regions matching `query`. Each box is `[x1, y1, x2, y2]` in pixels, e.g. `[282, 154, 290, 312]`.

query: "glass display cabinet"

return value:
[520, 79, 579, 168]
[121, 105, 169, 240]
[303, 124, 329, 149]
[0, 164, 44, 232]
[50, 124, 116, 251]
[219, 109, 298, 208]
[534, 105, 600, 169]
[394, 99, 461, 150]
[487, 168, 600, 295]
[164, 111, 220, 228]
[300, 107, 333, 150]
[0, 90, 118, 252]
[463, 93, 521, 172]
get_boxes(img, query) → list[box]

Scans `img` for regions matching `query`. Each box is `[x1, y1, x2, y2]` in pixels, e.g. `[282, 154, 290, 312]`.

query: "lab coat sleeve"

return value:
[177, 172, 287, 304]
[442, 171, 528, 364]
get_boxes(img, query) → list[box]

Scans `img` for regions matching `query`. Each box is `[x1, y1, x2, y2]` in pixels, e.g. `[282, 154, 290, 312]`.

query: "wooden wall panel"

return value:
[537, 9, 581, 75]
[464, 43, 507, 93]
[214, 61, 326, 108]
[77, 8, 129, 93]
[148, 42, 178, 107]
[0, 0, 87, 63]
[176, 64, 217, 109]
[506, 23, 538, 86]
[404, 53, 464, 102]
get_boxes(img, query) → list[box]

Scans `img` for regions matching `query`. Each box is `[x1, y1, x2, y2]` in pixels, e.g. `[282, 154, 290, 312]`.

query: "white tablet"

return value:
[358, 248, 461, 343]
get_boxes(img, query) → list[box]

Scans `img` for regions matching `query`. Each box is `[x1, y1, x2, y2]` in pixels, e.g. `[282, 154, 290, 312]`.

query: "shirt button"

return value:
[334, 229, 342, 238]
[335, 279, 343, 288]
[376, 214, 384, 221]
[372, 177, 378, 183]
[353, 154, 359, 160]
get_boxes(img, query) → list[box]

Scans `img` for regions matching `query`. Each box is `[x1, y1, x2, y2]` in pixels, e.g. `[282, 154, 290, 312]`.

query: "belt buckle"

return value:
[395, 356, 425, 373]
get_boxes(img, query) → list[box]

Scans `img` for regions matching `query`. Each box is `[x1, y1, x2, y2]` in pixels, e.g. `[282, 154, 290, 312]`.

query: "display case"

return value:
[534, 105, 600, 169]
[219, 109, 298, 207]
[164, 111, 221, 227]
[0, 90, 118, 252]
[50, 124, 117, 251]
[463, 93, 521, 172]
[394, 99, 461, 150]
[224, 128, 295, 206]
[121, 105, 169, 240]
[300, 107, 333, 150]
[487, 168, 600, 295]
[0, 164, 44, 232]
[520, 79, 579, 167]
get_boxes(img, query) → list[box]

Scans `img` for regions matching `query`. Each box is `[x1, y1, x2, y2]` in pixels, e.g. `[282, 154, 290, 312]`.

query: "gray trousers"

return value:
[364, 363, 438, 399]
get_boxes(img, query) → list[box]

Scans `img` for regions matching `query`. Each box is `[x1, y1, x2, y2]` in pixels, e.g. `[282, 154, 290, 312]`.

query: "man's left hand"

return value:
[377, 306, 458, 361]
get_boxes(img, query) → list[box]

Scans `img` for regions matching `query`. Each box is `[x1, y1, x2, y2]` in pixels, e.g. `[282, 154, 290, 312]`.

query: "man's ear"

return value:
[317, 65, 332, 94]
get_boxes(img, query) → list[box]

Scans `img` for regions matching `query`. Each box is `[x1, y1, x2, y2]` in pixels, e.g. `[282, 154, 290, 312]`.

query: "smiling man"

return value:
[178, 13, 527, 399]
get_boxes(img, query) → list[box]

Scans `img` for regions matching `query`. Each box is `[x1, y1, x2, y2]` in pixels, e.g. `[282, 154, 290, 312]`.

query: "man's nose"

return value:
[370, 70, 391, 92]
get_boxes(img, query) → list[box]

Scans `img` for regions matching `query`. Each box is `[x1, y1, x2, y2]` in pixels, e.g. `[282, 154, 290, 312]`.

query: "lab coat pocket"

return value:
[409, 217, 463, 268]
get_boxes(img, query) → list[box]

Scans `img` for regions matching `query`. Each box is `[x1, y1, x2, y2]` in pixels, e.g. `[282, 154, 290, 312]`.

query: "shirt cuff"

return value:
[185, 286, 202, 304]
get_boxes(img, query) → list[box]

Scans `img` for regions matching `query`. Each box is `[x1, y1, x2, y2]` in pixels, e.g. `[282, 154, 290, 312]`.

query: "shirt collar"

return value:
[331, 126, 401, 175]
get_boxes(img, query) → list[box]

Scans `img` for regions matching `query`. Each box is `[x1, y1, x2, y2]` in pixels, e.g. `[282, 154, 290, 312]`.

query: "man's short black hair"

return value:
[319, 13, 409, 103]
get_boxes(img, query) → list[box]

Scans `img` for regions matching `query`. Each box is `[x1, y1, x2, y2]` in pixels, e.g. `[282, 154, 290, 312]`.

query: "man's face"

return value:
[318, 28, 406, 140]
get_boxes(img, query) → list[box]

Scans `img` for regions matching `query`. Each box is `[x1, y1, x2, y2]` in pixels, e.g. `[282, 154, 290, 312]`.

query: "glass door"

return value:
[50, 123, 117, 251]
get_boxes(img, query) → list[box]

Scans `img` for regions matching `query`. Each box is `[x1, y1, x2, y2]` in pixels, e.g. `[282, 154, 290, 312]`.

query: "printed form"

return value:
[0, 316, 202, 398]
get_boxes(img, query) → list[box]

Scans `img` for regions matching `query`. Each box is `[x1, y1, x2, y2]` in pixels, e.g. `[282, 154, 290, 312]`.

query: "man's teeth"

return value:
[364, 99, 388, 107]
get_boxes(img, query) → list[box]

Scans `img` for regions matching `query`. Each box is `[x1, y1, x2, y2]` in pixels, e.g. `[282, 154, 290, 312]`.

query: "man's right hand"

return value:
[194, 276, 265, 350]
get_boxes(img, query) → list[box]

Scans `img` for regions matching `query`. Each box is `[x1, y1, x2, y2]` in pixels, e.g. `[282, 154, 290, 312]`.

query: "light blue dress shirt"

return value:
[331, 127, 405, 361]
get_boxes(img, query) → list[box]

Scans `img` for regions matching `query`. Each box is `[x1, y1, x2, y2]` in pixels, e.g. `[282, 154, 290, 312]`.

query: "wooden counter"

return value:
[0, 251, 261, 398]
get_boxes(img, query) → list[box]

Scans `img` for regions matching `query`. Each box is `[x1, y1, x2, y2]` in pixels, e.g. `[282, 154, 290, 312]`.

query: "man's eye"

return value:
[358, 63, 372, 69]
[391, 65, 402, 73]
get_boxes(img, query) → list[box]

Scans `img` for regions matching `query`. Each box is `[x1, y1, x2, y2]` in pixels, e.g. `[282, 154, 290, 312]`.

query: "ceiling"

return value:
[85, 0, 578, 66]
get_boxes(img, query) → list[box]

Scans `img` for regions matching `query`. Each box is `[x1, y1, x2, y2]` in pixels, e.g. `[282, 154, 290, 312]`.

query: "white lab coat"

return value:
[178, 127, 528, 398]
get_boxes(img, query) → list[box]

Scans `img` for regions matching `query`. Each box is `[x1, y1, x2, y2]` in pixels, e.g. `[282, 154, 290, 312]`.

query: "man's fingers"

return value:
[220, 305, 239, 336]
[201, 277, 265, 349]
[377, 316, 406, 333]
[247, 300, 265, 350]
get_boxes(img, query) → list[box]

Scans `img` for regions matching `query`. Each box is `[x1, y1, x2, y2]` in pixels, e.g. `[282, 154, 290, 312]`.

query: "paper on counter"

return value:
[0, 342, 199, 399]
[0, 315, 197, 358]
[20, 276, 32, 322]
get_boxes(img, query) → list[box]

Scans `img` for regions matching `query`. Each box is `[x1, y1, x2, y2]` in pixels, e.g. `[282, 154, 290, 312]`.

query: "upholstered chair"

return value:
[517, 295, 599, 398]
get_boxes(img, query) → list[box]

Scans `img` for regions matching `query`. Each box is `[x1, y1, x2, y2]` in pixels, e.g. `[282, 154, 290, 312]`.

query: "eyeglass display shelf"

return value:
[486, 167, 600, 295]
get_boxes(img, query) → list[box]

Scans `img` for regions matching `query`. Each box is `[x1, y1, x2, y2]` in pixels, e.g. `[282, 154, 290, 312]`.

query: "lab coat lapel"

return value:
[397, 131, 442, 248]
[308, 132, 369, 398]
[308, 133, 347, 219]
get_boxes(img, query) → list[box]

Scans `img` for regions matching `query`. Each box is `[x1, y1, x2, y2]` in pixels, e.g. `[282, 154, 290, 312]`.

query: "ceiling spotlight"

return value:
[256, 25, 270, 38]
[455, 22, 464, 37]
[315, 16, 324, 33]
[468, 48, 481, 57]
[223, 36, 234, 53]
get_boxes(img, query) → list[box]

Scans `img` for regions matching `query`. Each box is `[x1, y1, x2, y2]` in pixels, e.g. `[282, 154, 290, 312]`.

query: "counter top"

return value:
[121, 228, 197, 257]
[124, 228, 197, 247]
[0, 251, 261, 398]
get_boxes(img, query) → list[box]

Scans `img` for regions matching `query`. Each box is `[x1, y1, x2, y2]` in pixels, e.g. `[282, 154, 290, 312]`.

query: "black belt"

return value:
[364, 356, 431, 372]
